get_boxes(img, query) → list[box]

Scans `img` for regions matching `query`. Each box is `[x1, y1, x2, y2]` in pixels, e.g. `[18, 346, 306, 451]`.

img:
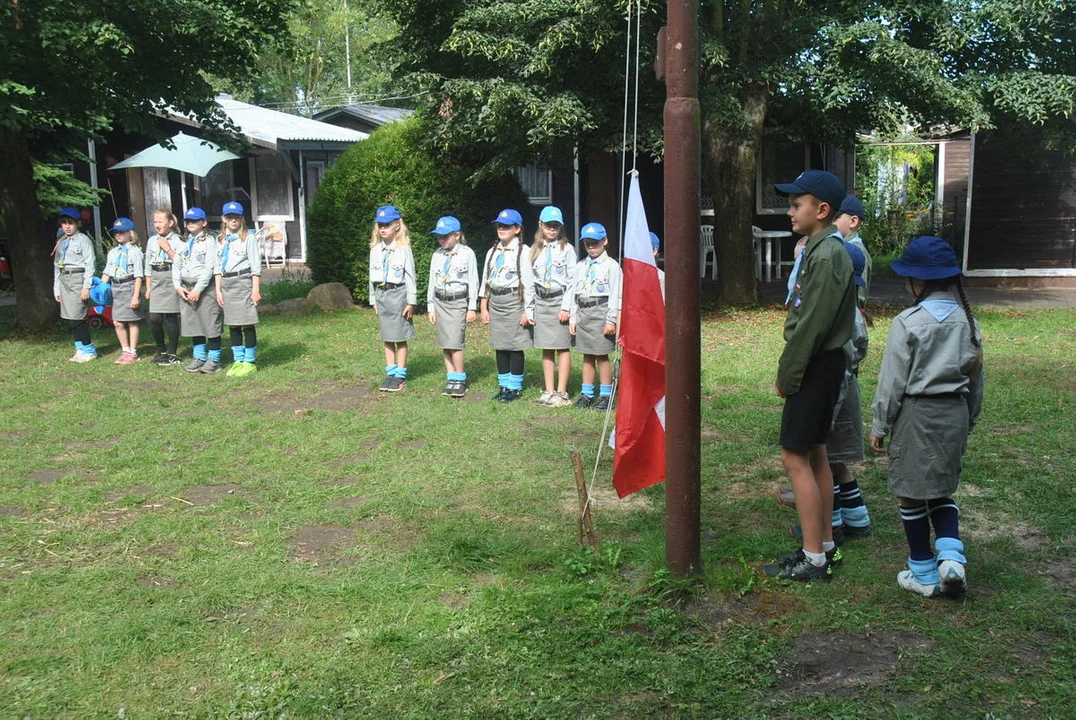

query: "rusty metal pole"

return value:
[662, 0, 701, 576]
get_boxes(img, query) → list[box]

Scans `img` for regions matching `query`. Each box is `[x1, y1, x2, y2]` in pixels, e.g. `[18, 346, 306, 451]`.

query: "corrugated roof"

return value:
[180, 96, 368, 149]
[315, 105, 414, 127]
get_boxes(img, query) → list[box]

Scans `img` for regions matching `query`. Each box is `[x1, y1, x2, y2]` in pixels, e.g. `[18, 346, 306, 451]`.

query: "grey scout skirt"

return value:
[221, 274, 259, 326]
[488, 289, 533, 351]
[534, 290, 571, 350]
[110, 279, 144, 323]
[57, 271, 87, 321]
[887, 394, 969, 499]
[179, 281, 223, 338]
[149, 268, 180, 314]
[374, 284, 414, 342]
[433, 293, 468, 350]
[826, 373, 865, 464]
[573, 299, 615, 355]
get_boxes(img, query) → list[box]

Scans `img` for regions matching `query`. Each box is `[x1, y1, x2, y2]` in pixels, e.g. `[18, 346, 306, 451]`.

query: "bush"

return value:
[307, 117, 536, 304]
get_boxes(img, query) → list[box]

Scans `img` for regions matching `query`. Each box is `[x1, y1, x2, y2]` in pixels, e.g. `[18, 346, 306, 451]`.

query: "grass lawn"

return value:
[0, 301, 1072, 718]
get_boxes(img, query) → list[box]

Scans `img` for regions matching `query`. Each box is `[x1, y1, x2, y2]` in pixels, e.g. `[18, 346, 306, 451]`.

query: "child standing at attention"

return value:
[145, 209, 185, 365]
[214, 201, 261, 377]
[101, 218, 145, 363]
[834, 195, 871, 306]
[174, 207, 224, 374]
[53, 208, 97, 362]
[871, 236, 984, 598]
[427, 216, 478, 397]
[479, 209, 534, 403]
[368, 206, 416, 392]
[569, 223, 621, 412]
[765, 170, 856, 582]
[530, 206, 575, 408]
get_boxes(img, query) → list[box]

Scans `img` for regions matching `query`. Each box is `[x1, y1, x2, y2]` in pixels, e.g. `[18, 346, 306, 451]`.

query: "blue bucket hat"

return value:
[774, 170, 845, 211]
[111, 217, 135, 233]
[890, 236, 962, 281]
[649, 232, 661, 251]
[59, 207, 81, 221]
[184, 207, 207, 221]
[89, 276, 113, 307]
[838, 195, 866, 220]
[493, 208, 523, 226]
[430, 216, 461, 235]
[222, 201, 244, 216]
[843, 241, 867, 287]
[579, 222, 607, 242]
[539, 206, 564, 224]
[375, 205, 401, 222]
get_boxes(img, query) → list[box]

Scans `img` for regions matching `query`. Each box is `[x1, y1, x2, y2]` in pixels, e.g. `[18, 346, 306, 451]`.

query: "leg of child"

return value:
[811, 446, 835, 546]
[384, 341, 397, 378]
[230, 326, 244, 363]
[781, 446, 825, 555]
[928, 497, 966, 595]
[114, 321, 129, 352]
[164, 313, 179, 356]
[508, 350, 525, 392]
[836, 462, 871, 531]
[71, 319, 95, 355]
[394, 342, 408, 381]
[898, 497, 941, 596]
[442, 349, 454, 375]
[496, 350, 511, 391]
[597, 354, 613, 399]
[542, 349, 556, 392]
[128, 320, 140, 352]
[556, 349, 571, 395]
[242, 326, 257, 365]
[581, 356, 596, 397]
[149, 313, 166, 354]
[451, 349, 464, 375]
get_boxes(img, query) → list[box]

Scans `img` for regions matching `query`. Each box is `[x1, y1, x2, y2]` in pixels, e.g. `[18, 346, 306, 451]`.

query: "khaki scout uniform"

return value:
[53, 232, 95, 320]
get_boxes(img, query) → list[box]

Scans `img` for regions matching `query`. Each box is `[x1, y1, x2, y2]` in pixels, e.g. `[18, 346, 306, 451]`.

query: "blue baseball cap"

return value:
[579, 222, 607, 242]
[843, 241, 867, 287]
[222, 201, 244, 216]
[539, 206, 564, 224]
[375, 205, 401, 222]
[89, 276, 113, 307]
[891, 236, 962, 281]
[184, 207, 207, 221]
[774, 170, 845, 211]
[430, 216, 461, 235]
[493, 208, 523, 226]
[649, 232, 661, 250]
[59, 208, 80, 221]
[111, 217, 135, 232]
[838, 195, 866, 220]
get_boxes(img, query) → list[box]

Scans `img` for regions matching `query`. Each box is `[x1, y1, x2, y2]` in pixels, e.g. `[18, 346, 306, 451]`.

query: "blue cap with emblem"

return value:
[59, 208, 80, 221]
[111, 217, 135, 232]
[649, 232, 661, 250]
[774, 170, 845, 211]
[838, 195, 866, 219]
[843, 241, 867, 287]
[493, 208, 523, 226]
[222, 201, 244, 216]
[891, 236, 962, 281]
[375, 205, 401, 222]
[89, 276, 113, 306]
[579, 222, 607, 242]
[539, 206, 564, 224]
[430, 216, 461, 235]
[184, 207, 207, 221]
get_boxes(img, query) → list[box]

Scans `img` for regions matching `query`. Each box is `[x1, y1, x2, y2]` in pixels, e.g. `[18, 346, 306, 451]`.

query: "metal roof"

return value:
[314, 104, 414, 127]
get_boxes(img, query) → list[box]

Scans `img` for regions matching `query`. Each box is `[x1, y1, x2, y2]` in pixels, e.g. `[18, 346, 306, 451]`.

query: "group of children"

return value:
[53, 202, 262, 376]
[767, 169, 985, 601]
[367, 205, 623, 406]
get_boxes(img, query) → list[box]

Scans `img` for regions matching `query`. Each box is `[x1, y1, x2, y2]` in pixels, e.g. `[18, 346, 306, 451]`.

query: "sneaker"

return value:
[777, 547, 843, 569]
[226, 361, 247, 377]
[574, 394, 593, 409]
[114, 352, 129, 365]
[150, 353, 169, 365]
[383, 376, 404, 392]
[165, 354, 181, 366]
[593, 395, 611, 412]
[234, 362, 257, 377]
[441, 382, 454, 396]
[68, 351, 82, 362]
[548, 391, 571, 408]
[378, 375, 394, 391]
[199, 358, 222, 374]
[775, 489, 797, 509]
[938, 560, 967, 597]
[897, 570, 942, 598]
[448, 381, 467, 398]
[499, 389, 523, 403]
[72, 351, 97, 363]
[185, 358, 206, 372]
[493, 386, 509, 401]
[535, 390, 553, 406]
[763, 554, 832, 582]
[115, 351, 137, 365]
[792, 523, 845, 546]
[843, 523, 873, 539]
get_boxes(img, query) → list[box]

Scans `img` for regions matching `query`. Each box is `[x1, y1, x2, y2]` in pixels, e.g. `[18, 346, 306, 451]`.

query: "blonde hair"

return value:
[219, 218, 249, 241]
[369, 218, 411, 249]
[113, 230, 140, 246]
[531, 222, 568, 263]
[153, 209, 178, 234]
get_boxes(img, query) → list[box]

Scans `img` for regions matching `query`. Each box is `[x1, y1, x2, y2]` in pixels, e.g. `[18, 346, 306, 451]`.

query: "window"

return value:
[250, 153, 295, 220]
[305, 161, 326, 206]
[515, 165, 553, 206]
[756, 137, 810, 214]
[202, 161, 237, 217]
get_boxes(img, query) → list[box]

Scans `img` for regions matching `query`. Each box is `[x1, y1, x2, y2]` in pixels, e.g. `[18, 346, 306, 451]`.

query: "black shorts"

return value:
[780, 349, 846, 452]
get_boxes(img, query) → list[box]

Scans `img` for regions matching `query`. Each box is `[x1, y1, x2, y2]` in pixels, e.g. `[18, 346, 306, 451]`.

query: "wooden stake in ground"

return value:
[571, 452, 600, 555]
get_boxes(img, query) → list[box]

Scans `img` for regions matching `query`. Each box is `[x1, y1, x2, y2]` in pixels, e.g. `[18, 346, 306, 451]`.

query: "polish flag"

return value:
[612, 174, 666, 498]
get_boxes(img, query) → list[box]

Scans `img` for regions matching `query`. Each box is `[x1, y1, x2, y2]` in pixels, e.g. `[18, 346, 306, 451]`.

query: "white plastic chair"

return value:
[700, 224, 717, 280]
[256, 223, 287, 268]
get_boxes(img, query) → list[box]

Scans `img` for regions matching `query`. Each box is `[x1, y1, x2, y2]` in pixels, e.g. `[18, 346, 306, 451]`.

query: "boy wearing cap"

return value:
[569, 222, 621, 411]
[835, 195, 871, 306]
[765, 170, 857, 582]
[53, 208, 98, 361]
[175, 207, 225, 373]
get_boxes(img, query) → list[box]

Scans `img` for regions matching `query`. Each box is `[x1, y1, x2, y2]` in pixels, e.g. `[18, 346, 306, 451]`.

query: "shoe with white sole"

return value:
[897, 570, 942, 598]
[938, 560, 967, 597]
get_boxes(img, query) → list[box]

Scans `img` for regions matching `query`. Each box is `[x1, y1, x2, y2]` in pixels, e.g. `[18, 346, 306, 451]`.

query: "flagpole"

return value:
[661, 0, 701, 576]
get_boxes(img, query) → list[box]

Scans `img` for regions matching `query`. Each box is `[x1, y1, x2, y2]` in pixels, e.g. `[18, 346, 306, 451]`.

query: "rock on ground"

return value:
[278, 297, 312, 315]
[307, 282, 355, 311]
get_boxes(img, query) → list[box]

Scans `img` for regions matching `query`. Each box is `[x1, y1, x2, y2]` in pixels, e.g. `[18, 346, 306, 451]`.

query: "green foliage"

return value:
[261, 267, 316, 305]
[306, 117, 534, 303]
[856, 139, 939, 256]
[32, 162, 108, 216]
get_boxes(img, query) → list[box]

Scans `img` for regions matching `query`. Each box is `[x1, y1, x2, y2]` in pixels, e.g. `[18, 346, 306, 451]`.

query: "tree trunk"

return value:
[703, 87, 768, 306]
[0, 125, 58, 331]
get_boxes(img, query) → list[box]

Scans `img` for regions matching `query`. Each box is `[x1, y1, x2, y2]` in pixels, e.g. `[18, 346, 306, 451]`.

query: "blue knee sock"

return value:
[385, 364, 397, 377]
[599, 384, 612, 397]
[900, 502, 933, 561]
[508, 373, 523, 391]
[82, 341, 96, 355]
[840, 480, 871, 527]
[581, 383, 595, 398]
[244, 345, 257, 364]
[908, 557, 941, 585]
[193, 344, 207, 361]
[935, 537, 966, 565]
[459, 372, 467, 383]
[232, 345, 245, 363]
[497, 372, 510, 389]
[832, 481, 843, 528]
[393, 366, 407, 379]
[447, 372, 465, 382]
[74, 341, 84, 352]
[209, 347, 222, 363]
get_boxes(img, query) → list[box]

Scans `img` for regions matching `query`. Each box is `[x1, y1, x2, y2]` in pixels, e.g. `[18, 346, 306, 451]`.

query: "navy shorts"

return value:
[780, 349, 846, 452]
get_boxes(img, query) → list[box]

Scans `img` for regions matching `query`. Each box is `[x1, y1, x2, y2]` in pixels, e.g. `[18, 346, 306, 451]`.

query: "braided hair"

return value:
[484, 227, 526, 303]
[913, 277, 982, 374]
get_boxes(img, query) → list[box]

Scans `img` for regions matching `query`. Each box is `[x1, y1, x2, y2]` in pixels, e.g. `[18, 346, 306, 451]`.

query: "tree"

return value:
[380, 0, 1075, 304]
[0, 0, 294, 331]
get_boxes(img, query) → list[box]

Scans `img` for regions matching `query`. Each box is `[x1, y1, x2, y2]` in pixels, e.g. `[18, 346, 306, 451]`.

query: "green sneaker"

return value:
[226, 361, 247, 377]
[234, 362, 257, 377]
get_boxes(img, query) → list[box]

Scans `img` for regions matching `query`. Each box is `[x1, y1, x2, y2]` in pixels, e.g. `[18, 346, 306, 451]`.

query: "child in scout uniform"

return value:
[651, 232, 665, 300]
[479, 208, 535, 403]
[174, 207, 224, 374]
[214, 201, 262, 377]
[763, 169, 856, 583]
[101, 218, 145, 364]
[144, 209, 185, 365]
[530, 206, 576, 408]
[834, 195, 871, 306]
[569, 222, 621, 412]
[426, 216, 479, 397]
[368, 205, 417, 392]
[871, 236, 984, 598]
[52, 208, 98, 362]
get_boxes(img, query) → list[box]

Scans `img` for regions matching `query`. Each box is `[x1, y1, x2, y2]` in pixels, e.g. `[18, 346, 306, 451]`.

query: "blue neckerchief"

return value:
[381, 244, 392, 280]
[221, 236, 235, 273]
[186, 235, 196, 259]
[493, 248, 506, 276]
[920, 297, 959, 322]
[59, 237, 70, 267]
[543, 246, 553, 281]
[118, 246, 129, 274]
[585, 256, 600, 291]
[786, 230, 842, 305]
[440, 250, 454, 286]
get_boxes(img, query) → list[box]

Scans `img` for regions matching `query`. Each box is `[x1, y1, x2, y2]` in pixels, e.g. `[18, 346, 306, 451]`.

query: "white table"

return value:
[753, 230, 793, 282]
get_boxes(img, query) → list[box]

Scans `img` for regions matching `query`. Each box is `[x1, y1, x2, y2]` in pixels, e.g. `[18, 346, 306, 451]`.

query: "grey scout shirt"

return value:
[368, 241, 417, 305]
[427, 244, 479, 311]
[52, 232, 95, 294]
[569, 252, 622, 326]
[846, 232, 872, 306]
[479, 239, 536, 321]
[871, 291, 984, 438]
[146, 233, 184, 268]
[103, 244, 145, 280]
[214, 234, 262, 277]
[173, 232, 216, 293]
[531, 242, 577, 312]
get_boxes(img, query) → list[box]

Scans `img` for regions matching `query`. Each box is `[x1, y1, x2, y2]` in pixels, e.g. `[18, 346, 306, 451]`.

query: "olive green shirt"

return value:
[777, 225, 857, 395]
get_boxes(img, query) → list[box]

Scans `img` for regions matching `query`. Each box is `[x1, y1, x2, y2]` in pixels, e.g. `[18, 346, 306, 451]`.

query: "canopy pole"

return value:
[180, 171, 188, 214]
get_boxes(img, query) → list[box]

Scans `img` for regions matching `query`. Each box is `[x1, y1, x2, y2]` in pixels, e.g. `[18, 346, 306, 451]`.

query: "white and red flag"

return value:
[612, 174, 666, 498]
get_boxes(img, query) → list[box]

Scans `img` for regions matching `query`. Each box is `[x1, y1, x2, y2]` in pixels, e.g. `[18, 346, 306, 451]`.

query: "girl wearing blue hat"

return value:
[480, 208, 534, 402]
[569, 222, 621, 411]
[368, 205, 416, 392]
[175, 207, 224, 374]
[871, 236, 984, 599]
[101, 218, 145, 364]
[214, 202, 262, 377]
[53, 208, 98, 361]
[426, 216, 478, 397]
[530, 206, 575, 407]
[144, 209, 185, 365]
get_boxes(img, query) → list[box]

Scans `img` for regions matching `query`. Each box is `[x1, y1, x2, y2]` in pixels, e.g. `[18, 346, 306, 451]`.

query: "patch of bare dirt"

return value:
[319, 477, 357, 487]
[685, 590, 804, 629]
[440, 591, 469, 610]
[329, 497, 368, 509]
[329, 454, 369, 468]
[258, 384, 371, 414]
[460, 391, 489, 403]
[0, 506, 26, 517]
[1039, 556, 1074, 597]
[139, 574, 176, 589]
[289, 524, 356, 565]
[137, 541, 179, 559]
[9, 430, 32, 443]
[773, 631, 934, 696]
[733, 455, 785, 477]
[397, 438, 428, 450]
[174, 484, 242, 506]
[28, 469, 68, 485]
[106, 485, 155, 503]
[354, 514, 426, 551]
[559, 483, 651, 517]
[966, 515, 1051, 550]
[988, 424, 1035, 436]
[726, 481, 768, 500]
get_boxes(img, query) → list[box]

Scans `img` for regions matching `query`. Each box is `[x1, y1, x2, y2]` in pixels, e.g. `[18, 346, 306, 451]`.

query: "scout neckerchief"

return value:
[185, 234, 197, 259]
[584, 254, 602, 292]
[439, 247, 456, 287]
[221, 235, 236, 273]
[381, 242, 393, 282]
[154, 233, 174, 264]
[117, 245, 129, 276]
[543, 246, 554, 283]
[58, 236, 71, 268]
[490, 240, 514, 281]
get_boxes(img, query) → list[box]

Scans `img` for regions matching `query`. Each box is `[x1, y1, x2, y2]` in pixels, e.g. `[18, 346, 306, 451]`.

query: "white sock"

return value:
[822, 541, 835, 552]
[804, 549, 827, 566]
